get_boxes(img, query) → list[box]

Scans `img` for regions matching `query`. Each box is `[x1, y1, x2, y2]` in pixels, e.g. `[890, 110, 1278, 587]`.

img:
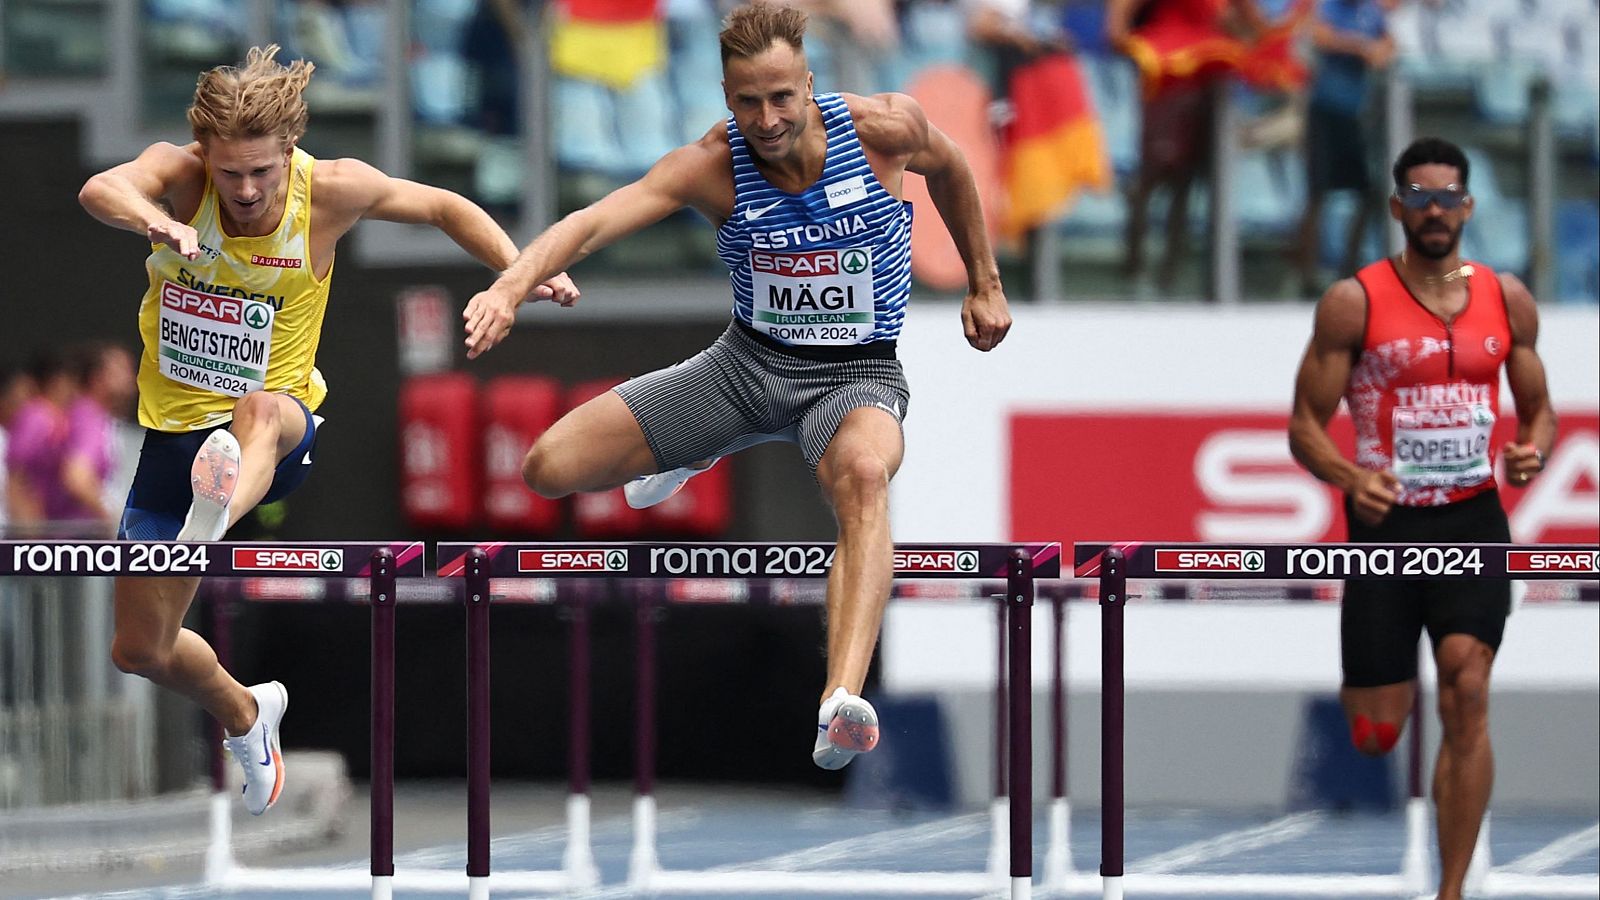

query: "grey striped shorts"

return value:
[613, 323, 911, 475]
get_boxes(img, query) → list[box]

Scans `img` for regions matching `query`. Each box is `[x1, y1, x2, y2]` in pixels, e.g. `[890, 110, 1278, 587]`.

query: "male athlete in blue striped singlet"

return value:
[462, 2, 1011, 769]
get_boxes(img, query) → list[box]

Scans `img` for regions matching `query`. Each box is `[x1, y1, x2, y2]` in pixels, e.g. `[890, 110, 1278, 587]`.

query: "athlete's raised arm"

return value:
[314, 156, 523, 272]
[79, 142, 206, 259]
[884, 94, 1009, 351]
[460, 132, 730, 359]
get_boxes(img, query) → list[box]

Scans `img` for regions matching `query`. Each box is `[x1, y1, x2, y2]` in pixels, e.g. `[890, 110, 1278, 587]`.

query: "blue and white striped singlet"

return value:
[717, 93, 914, 347]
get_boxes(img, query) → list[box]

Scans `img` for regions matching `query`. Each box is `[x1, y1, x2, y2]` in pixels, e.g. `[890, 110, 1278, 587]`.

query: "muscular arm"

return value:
[317, 157, 521, 271]
[486, 139, 725, 303]
[459, 134, 730, 358]
[1499, 273, 1558, 482]
[1289, 279, 1398, 523]
[890, 94, 1010, 350]
[78, 142, 205, 257]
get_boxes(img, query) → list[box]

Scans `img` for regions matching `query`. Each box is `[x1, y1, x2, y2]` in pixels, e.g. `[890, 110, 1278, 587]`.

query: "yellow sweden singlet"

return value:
[136, 147, 331, 431]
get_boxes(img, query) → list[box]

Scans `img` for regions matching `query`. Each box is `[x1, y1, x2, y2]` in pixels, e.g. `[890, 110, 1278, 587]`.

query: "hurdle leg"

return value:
[628, 587, 662, 889]
[1099, 549, 1127, 900]
[1044, 591, 1074, 888]
[203, 583, 238, 887]
[371, 549, 397, 900]
[1007, 550, 1035, 900]
[465, 550, 491, 900]
[988, 596, 1008, 883]
[563, 589, 600, 888]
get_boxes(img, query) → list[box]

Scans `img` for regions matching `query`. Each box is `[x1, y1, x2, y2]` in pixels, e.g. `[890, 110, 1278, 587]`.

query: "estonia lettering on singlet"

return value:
[717, 93, 913, 347]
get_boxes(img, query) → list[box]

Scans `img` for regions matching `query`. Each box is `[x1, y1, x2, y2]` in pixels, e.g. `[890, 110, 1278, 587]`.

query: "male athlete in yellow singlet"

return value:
[79, 46, 576, 815]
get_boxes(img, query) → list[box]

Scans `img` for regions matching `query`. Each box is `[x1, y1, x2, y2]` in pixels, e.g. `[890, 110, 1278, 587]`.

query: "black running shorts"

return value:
[1340, 489, 1513, 688]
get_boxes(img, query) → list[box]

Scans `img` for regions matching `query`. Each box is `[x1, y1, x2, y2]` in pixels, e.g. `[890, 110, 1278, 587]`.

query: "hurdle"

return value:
[0, 539, 433, 897]
[438, 540, 1059, 900]
[1076, 540, 1600, 899]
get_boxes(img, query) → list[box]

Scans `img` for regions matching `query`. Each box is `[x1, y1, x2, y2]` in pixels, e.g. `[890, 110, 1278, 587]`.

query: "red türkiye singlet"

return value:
[1348, 259, 1512, 507]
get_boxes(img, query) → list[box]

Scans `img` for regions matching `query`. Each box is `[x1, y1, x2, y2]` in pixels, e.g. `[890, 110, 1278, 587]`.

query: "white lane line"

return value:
[1129, 812, 1325, 874]
[713, 812, 990, 871]
[1498, 822, 1600, 874]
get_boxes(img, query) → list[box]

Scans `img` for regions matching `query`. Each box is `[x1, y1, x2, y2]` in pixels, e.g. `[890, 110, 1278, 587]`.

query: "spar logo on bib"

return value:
[162, 283, 244, 323]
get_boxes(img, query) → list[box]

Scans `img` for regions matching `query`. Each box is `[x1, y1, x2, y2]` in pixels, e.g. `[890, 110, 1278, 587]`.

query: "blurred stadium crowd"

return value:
[4, 0, 1597, 303]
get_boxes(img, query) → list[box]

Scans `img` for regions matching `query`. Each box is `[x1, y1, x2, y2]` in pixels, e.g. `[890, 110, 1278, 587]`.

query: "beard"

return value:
[1402, 219, 1460, 260]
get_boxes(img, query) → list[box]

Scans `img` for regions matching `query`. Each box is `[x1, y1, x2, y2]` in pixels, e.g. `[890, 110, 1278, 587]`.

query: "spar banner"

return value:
[1011, 411, 1598, 545]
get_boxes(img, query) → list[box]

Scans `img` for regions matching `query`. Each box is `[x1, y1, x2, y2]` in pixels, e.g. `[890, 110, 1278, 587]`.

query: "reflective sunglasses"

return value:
[1396, 184, 1469, 210]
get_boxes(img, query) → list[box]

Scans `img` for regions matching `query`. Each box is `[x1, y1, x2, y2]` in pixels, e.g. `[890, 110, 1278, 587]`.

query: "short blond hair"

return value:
[188, 45, 315, 148]
[719, 3, 808, 65]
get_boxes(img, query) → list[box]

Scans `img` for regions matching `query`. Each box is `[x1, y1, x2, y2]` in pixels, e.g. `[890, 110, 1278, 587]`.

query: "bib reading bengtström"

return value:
[156, 281, 275, 396]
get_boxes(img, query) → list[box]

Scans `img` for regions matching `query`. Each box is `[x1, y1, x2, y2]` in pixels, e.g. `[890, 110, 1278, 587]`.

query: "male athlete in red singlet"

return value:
[1289, 137, 1557, 900]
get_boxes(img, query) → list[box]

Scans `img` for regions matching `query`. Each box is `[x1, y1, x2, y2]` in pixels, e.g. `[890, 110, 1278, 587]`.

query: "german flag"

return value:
[999, 53, 1112, 239]
[549, 0, 665, 90]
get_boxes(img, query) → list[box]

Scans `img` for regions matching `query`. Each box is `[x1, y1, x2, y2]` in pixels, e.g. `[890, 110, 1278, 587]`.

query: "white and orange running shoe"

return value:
[177, 429, 241, 542]
[224, 681, 288, 815]
[812, 686, 880, 770]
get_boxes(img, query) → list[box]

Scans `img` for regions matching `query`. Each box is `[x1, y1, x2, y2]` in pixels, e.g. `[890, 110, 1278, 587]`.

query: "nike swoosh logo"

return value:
[259, 724, 273, 766]
[744, 200, 783, 221]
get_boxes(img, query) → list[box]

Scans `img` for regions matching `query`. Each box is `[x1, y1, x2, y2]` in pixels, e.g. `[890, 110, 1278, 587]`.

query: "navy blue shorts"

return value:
[119, 397, 321, 541]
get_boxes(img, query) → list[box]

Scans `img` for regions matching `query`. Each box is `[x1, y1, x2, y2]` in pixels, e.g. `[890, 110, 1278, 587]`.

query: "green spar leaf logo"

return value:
[320, 550, 342, 571]
[605, 550, 628, 571]
[244, 304, 271, 329]
[841, 250, 869, 275]
[1242, 550, 1266, 572]
[956, 551, 979, 572]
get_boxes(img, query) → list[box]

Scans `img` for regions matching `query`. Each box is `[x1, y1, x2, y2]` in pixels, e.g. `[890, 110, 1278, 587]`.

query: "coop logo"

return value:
[1506, 550, 1598, 574]
[894, 549, 980, 574]
[1154, 548, 1267, 573]
[232, 548, 344, 572]
[517, 548, 628, 573]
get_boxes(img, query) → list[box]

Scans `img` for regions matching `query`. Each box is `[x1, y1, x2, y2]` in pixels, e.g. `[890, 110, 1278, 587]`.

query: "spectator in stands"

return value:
[1107, 0, 1310, 292]
[0, 363, 38, 536]
[1293, 0, 1396, 296]
[3, 351, 83, 534]
[59, 342, 138, 534]
[965, 0, 1113, 246]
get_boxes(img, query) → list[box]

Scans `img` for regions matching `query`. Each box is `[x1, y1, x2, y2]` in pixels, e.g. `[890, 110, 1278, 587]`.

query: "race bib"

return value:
[749, 247, 874, 345]
[157, 281, 273, 397]
[1391, 403, 1495, 488]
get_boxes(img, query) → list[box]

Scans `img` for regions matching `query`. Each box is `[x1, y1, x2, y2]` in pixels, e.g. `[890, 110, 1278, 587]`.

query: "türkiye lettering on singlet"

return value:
[136, 146, 330, 432]
[719, 94, 913, 347]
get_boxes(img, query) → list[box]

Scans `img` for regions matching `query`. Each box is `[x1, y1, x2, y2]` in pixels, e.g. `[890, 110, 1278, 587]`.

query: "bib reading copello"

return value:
[136, 147, 330, 432]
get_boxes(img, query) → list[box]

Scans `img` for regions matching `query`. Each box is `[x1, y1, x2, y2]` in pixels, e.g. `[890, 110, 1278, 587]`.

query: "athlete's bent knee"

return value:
[521, 444, 572, 499]
[231, 391, 283, 437]
[111, 637, 171, 680]
[1350, 713, 1401, 756]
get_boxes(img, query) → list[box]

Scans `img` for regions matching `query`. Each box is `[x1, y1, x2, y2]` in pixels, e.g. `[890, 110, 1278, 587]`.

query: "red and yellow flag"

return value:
[550, 0, 665, 90]
[999, 53, 1112, 239]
